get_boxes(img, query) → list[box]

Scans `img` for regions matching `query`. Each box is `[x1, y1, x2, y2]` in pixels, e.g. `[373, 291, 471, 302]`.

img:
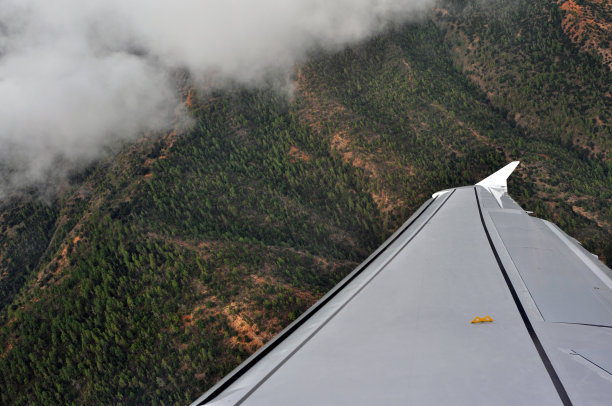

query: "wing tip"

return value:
[476, 161, 520, 189]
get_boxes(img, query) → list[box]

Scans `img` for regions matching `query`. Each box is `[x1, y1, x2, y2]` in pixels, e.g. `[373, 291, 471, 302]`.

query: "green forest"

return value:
[0, 0, 610, 404]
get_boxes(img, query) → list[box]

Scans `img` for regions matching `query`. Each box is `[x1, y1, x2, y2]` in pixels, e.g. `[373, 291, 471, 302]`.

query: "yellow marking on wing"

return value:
[471, 315, 494, 323]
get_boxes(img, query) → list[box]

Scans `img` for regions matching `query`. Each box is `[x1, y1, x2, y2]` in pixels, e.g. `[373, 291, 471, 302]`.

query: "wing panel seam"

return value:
[485, 212, 545, 320]
[475, 187, 572, 406]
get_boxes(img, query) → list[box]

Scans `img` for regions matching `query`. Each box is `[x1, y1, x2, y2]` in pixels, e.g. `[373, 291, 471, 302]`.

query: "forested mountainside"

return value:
[1, 0, 610, 404]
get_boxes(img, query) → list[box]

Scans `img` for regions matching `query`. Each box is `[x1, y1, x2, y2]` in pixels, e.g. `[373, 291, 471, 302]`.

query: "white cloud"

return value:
[0, 0, 432, 197]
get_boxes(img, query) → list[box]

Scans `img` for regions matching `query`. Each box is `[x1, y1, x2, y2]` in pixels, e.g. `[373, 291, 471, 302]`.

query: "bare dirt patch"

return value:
[250, 273, 317, 305]
[573, 205, 609, 229]
[288, 146, 310, 163]
[36, 234, 83, 287]
[1, 340, 14, 358]
[223, 305, 270, 352]
[185, 89, 195, 108]
[558, 0, 612, 70]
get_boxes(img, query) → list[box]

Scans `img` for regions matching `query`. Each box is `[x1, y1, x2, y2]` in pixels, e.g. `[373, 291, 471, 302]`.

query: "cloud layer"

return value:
[0, 0, 432, 198]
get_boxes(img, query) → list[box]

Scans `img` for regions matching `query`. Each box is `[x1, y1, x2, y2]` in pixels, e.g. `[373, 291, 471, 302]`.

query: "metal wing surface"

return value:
[192, 162, 612, 406]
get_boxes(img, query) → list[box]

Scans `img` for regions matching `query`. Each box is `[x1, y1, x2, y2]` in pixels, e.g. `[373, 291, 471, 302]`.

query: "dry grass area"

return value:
[294, 68, 407, 214]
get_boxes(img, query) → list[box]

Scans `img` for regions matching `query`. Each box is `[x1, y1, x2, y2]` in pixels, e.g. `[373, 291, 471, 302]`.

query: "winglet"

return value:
[477, 161, 520, 190]
[476, 161, 520, 207]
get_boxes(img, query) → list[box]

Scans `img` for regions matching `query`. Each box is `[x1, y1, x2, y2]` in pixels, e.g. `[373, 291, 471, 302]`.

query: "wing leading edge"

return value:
[192, 163, 612, 405]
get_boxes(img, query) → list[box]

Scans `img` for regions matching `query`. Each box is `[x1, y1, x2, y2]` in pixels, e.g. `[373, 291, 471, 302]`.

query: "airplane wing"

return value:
[191, 162, 612, 406]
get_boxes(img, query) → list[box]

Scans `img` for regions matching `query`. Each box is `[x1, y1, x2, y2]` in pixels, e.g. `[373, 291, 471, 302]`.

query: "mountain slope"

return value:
[1, 2, 610, 404]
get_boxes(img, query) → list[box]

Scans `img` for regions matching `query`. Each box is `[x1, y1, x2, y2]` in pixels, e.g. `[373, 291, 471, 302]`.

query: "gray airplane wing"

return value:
[191, 162, 612, 406]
